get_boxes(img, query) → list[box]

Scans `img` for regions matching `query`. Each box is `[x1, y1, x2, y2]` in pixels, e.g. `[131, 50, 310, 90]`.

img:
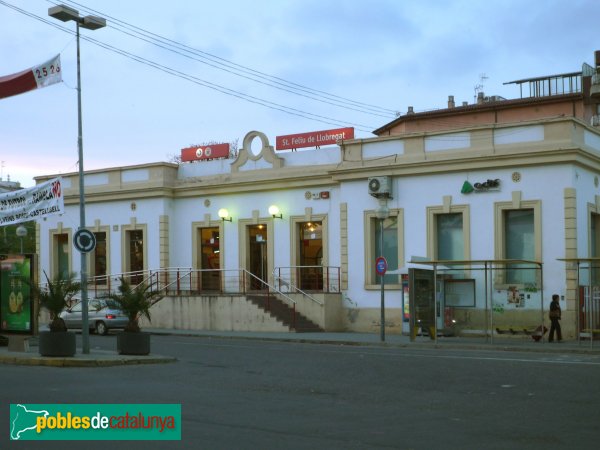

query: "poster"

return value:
[0, 255, 33, 333]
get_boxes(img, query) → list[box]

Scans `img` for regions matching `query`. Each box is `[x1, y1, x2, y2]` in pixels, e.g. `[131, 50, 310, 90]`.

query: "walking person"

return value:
[549, 294, 562, 342]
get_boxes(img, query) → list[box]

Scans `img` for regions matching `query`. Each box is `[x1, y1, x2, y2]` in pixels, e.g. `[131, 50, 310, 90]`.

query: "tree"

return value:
[105, 277, 162, 333]
[0, 222, 36, 254]
[30, 272, 81, 332]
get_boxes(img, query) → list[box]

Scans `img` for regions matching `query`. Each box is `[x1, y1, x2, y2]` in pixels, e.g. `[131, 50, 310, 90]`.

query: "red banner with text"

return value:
[276, 127, 354, 150]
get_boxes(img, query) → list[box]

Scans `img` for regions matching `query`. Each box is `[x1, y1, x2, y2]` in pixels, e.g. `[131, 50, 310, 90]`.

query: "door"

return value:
[298, 221, 323, 290]
[126, 229, 144, 285]
[248, 224, 268, 290]
[199, 227, 221, 291]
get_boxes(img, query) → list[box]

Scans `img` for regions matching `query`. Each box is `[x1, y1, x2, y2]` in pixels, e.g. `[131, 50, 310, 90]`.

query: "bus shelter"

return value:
[557, 258, 600, 348]
[408, 259, 545, 345]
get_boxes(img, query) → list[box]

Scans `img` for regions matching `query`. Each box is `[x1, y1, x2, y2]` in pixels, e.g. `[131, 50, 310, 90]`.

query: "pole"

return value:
[76, 21, 90, 355]
[380, 218, 385, 342]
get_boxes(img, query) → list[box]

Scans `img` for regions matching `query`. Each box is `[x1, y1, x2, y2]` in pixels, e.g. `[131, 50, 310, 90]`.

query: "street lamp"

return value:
[16, 225, 27, 254]
[49, 4, 106, 355]
[376, 200, 390, 342]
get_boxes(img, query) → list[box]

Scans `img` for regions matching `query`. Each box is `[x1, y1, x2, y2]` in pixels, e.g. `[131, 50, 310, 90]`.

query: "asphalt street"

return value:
[2, 334, 600, 449]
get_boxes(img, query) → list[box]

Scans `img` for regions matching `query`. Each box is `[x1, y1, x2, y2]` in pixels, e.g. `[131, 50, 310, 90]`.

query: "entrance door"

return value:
[298, 221, 323, 290]
[199, 227, 220, 291]
[126, 229, 144, 285]
[248, 224, 268, 290]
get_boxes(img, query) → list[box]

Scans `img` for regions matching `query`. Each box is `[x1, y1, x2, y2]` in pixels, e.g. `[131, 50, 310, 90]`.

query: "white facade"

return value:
[34, 118, 600, 336]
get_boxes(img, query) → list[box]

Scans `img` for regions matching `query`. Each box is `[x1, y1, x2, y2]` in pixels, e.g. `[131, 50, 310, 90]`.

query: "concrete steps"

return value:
[247, 294, 323, 333]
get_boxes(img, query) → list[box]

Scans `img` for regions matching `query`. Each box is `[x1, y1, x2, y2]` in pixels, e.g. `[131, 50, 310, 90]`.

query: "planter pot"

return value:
[39, 331, 76, 357]
[117, 332, 150, 355]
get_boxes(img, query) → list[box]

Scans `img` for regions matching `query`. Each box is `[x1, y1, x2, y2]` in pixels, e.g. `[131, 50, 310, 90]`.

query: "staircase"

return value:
[247, 294, 324, 332]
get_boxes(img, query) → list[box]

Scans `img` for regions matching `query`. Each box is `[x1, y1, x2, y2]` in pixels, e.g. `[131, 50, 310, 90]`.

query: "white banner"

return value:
[0, 178, 64, 226]
[0, 54, 62, 100]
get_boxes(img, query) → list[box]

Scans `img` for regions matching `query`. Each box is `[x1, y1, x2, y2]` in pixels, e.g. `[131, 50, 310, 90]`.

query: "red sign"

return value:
[375, 257, 388, 276]
[181, 143, 230, 162]
[276, 127, 354, 150]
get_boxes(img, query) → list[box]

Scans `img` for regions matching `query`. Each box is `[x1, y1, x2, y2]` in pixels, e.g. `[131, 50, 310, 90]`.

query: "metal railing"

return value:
[273, 266, 340, 294]
[73, 268, 300, 327]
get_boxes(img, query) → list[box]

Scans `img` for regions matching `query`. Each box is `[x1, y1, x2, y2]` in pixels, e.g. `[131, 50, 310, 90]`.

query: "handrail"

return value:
[273, 265, 340, 295]
[44, 267, 305, 309]
[272, 272, 324, 305]
[241, 269, 296, 306]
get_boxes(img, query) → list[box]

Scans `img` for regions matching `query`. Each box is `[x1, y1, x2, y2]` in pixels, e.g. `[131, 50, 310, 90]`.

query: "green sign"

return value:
[0, 255, 32, 333]
[10, 404, 181, 441]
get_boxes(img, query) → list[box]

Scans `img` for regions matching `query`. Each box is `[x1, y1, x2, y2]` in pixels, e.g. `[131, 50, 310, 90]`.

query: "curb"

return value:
[146, 330, 600, 355]
[0, 352, 177, 368]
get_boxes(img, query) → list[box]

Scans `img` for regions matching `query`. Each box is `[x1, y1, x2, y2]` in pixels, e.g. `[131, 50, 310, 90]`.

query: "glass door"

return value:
[199, 227, 221, 291]
[248, 224, 268, 290]
[298, 221, 323, 290]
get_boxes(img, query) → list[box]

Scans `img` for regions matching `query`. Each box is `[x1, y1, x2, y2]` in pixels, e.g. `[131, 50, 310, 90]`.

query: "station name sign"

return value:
[181, 143, 230, 162]
[276, 127, 354, 151]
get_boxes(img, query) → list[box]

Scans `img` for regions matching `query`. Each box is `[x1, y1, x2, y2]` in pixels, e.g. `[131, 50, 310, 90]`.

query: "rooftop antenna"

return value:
[474, 73, 488, 102]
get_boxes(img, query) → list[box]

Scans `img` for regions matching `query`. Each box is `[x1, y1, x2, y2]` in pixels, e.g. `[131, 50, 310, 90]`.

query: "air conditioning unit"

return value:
[368, 176, 392, 198]
[591, 115, 600, 127]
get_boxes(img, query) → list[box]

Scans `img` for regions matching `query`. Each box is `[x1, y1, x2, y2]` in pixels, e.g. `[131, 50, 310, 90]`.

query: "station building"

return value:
[34, 51, 600, 339]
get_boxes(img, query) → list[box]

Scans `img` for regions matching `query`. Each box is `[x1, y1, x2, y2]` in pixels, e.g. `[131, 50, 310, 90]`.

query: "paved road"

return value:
[2, 334, 600, 449]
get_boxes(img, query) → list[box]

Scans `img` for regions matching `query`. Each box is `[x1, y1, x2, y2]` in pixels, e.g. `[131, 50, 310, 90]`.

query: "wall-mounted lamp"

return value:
[218, 208, 232, 222]
[268, 205, 282, 219]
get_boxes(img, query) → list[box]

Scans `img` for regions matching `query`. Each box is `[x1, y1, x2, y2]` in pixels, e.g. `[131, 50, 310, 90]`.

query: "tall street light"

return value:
[49, 4, 106, 355]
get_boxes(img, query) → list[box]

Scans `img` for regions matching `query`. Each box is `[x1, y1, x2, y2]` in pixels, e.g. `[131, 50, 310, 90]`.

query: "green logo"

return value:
[10, 404, 181, 440]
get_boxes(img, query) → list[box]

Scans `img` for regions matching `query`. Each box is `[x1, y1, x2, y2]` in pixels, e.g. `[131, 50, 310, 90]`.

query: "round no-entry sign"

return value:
[375, 256, 387, 276]
[74, 229, 96, 253]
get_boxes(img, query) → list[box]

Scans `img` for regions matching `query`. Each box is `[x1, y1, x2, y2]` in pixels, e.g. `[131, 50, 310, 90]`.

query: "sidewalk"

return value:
[144, 328, 600, 354]
[2, 329, 598, 367]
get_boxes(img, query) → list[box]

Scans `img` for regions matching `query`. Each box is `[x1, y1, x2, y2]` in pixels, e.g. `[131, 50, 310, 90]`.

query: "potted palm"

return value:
[32, 272, 80, 357]
[106, 277, 162, 355]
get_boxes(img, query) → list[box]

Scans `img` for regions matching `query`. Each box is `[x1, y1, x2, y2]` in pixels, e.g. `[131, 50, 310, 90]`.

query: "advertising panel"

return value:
[181, 143, 230, 162]
[275, 127, 354, 150]
[0, 254, 33, 333]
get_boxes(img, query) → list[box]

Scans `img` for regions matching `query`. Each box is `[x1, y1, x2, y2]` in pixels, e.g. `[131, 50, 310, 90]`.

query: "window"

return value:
[437, 213, 464, 260]
[364, 209, 403, 288]
[121, 225, 147, 285]
[52, 232, 70, 279]
[590, 212, 600, 284]
[91, 232, 107, 284]
[504, 209, 535, 284]
[495, 198, 541, 287]
[427, 204, 470, 281]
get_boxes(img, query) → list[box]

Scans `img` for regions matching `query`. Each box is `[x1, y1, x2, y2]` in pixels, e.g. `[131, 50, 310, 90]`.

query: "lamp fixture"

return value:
[218, 208, 232, 222]
[269, 205, 282, 219]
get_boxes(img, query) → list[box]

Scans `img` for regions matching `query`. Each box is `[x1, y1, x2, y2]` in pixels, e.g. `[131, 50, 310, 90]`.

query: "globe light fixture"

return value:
[268, 205, 282, 219]
[218, 208, 232, 222]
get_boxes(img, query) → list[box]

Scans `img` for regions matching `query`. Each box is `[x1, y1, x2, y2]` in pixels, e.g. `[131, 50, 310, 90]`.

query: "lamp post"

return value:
[49, 5, 106, 355]
[376, 200, 390, 342]
[16, 225, 27, 254]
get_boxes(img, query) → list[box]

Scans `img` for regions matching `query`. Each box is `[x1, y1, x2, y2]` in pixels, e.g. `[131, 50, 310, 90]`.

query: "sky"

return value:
[1, 0, 599, 187]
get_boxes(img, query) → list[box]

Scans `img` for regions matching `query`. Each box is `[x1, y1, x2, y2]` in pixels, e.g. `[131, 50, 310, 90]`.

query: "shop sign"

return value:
[181, 143, 230, 161]
[276, 127, 354, 150]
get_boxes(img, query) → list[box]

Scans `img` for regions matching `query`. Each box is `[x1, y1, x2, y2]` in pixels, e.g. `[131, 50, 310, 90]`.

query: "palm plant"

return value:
[106, 277, 162, 333]
[32, 272, 81, 332]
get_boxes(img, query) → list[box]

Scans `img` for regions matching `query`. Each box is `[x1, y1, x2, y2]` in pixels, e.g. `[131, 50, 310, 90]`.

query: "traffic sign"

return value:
[74, 229, 96, 253]
[375, 256, 387, 276]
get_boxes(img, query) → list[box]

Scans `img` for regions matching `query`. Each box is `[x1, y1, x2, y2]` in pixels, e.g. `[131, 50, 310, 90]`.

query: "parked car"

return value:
[59, 298, 128, 335]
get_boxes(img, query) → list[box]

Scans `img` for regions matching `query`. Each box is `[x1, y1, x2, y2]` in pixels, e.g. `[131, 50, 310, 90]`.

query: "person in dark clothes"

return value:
[549, 294, 562, 342]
